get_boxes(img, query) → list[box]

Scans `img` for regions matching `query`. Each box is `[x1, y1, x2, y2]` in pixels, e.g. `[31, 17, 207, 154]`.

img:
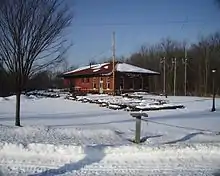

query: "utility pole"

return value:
[172, 58, 177, 96]
[182, 47, 188, 96]
[160, 57, 166, 96]
[112, 31, 116, 95]
[211, 69, 217, 112]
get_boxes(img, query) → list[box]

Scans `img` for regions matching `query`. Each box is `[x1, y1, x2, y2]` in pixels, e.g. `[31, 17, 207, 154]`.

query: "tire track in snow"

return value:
[0, 143, 219, 175]
[0, 110, 123, 122]
[0, 161, 219, 176]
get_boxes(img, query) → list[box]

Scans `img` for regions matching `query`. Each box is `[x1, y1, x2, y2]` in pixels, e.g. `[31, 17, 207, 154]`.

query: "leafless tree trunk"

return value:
[0, 0, 73, 126]
[15, 91, 21, 126]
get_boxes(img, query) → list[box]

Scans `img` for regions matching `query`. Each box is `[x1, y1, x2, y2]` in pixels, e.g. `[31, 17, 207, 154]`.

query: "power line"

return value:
[89, 49, 111, 62]
[141, 118, 220, 134]
[73, 19, 213, 27]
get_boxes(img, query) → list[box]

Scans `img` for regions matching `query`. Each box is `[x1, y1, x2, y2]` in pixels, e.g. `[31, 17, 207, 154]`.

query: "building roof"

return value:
[116, 63, 159, 74]
[62, 62, 159, 77]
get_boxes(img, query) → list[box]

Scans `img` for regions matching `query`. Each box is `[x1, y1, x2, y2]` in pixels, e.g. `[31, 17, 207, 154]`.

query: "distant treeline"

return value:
[1, 32, 220, 97]
[0, 70, 64, 97]
[101, 32, 220, 96]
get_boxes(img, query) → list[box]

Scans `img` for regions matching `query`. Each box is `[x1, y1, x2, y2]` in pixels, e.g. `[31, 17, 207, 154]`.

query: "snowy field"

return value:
[0, 94, 220, 175]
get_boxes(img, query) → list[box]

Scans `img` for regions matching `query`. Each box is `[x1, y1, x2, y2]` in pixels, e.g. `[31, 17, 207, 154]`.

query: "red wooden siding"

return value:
[64, 73, 150, 94]
[64, 76, 114, 93]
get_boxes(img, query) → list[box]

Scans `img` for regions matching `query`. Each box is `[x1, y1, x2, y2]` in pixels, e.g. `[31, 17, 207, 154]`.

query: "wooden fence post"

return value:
[130, 112, 148, 144]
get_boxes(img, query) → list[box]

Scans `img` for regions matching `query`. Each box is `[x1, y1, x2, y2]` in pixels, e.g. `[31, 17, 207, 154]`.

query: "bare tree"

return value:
[0, 0, 73, 126]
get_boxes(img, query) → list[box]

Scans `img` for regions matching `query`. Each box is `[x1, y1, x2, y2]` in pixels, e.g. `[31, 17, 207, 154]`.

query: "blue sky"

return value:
[66, 0, 220, 66]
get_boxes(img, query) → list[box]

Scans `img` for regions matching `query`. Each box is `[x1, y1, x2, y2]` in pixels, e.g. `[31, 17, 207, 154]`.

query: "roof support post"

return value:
[141, 75, 144, 90]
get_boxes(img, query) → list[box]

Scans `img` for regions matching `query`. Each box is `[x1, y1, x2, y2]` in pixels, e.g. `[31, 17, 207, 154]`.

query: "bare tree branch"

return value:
[0, 0, 73, 126]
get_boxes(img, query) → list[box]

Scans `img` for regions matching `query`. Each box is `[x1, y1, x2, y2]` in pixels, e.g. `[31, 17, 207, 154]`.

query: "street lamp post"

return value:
[211, 69, 216, 112]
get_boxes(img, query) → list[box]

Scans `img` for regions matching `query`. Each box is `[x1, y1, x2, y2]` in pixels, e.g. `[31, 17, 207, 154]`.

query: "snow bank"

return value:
[0, 97, 7, 102]
[0, 125, 128, 146]
[0, 94, 38, 102]
[0, 141, 219, 158]
[0, 141, 220, 175]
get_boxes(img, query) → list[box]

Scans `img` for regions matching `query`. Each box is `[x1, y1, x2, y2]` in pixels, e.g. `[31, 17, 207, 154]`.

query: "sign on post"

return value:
[130, 112, 148, 144]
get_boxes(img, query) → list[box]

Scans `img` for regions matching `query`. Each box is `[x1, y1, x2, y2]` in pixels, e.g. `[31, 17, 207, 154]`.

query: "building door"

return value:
[119, 77, 124, 92]
[99, 79, 103, 94]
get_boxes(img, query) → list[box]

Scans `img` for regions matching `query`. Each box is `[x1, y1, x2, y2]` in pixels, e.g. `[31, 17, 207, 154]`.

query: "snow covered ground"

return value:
[0, 94, 220, 175]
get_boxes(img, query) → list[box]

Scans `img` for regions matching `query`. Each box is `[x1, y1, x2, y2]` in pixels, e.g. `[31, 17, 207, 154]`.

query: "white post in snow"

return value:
[130, 112, 148, 144]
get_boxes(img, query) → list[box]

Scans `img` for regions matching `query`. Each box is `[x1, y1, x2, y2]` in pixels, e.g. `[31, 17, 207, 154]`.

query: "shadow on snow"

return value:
[163, 132, 205, 144]
[29, 145, 106, 176]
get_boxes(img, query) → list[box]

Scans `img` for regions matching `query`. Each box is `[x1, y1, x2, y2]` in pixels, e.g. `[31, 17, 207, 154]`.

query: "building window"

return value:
[107, 83, 110, 89]
[92, 78, 96, 89]
[107, 77, 110, 89]
[82, 78, 89, 83]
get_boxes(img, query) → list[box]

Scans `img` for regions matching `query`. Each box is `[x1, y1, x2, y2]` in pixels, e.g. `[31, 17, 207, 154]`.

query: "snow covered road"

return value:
[0, 142, 220, 176]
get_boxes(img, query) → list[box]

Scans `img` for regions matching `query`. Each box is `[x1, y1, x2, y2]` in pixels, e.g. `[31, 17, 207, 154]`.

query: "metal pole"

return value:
[130, 112, 148, 144]
[135, 116, 141, 143]
[112, 31, 116, 95]
[184, 48, 187, 96]
[184, 59, 187, 96]
[163, 57, 166, 95]
[211, 69, 216, 112]
[173, 58, 177, 96]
